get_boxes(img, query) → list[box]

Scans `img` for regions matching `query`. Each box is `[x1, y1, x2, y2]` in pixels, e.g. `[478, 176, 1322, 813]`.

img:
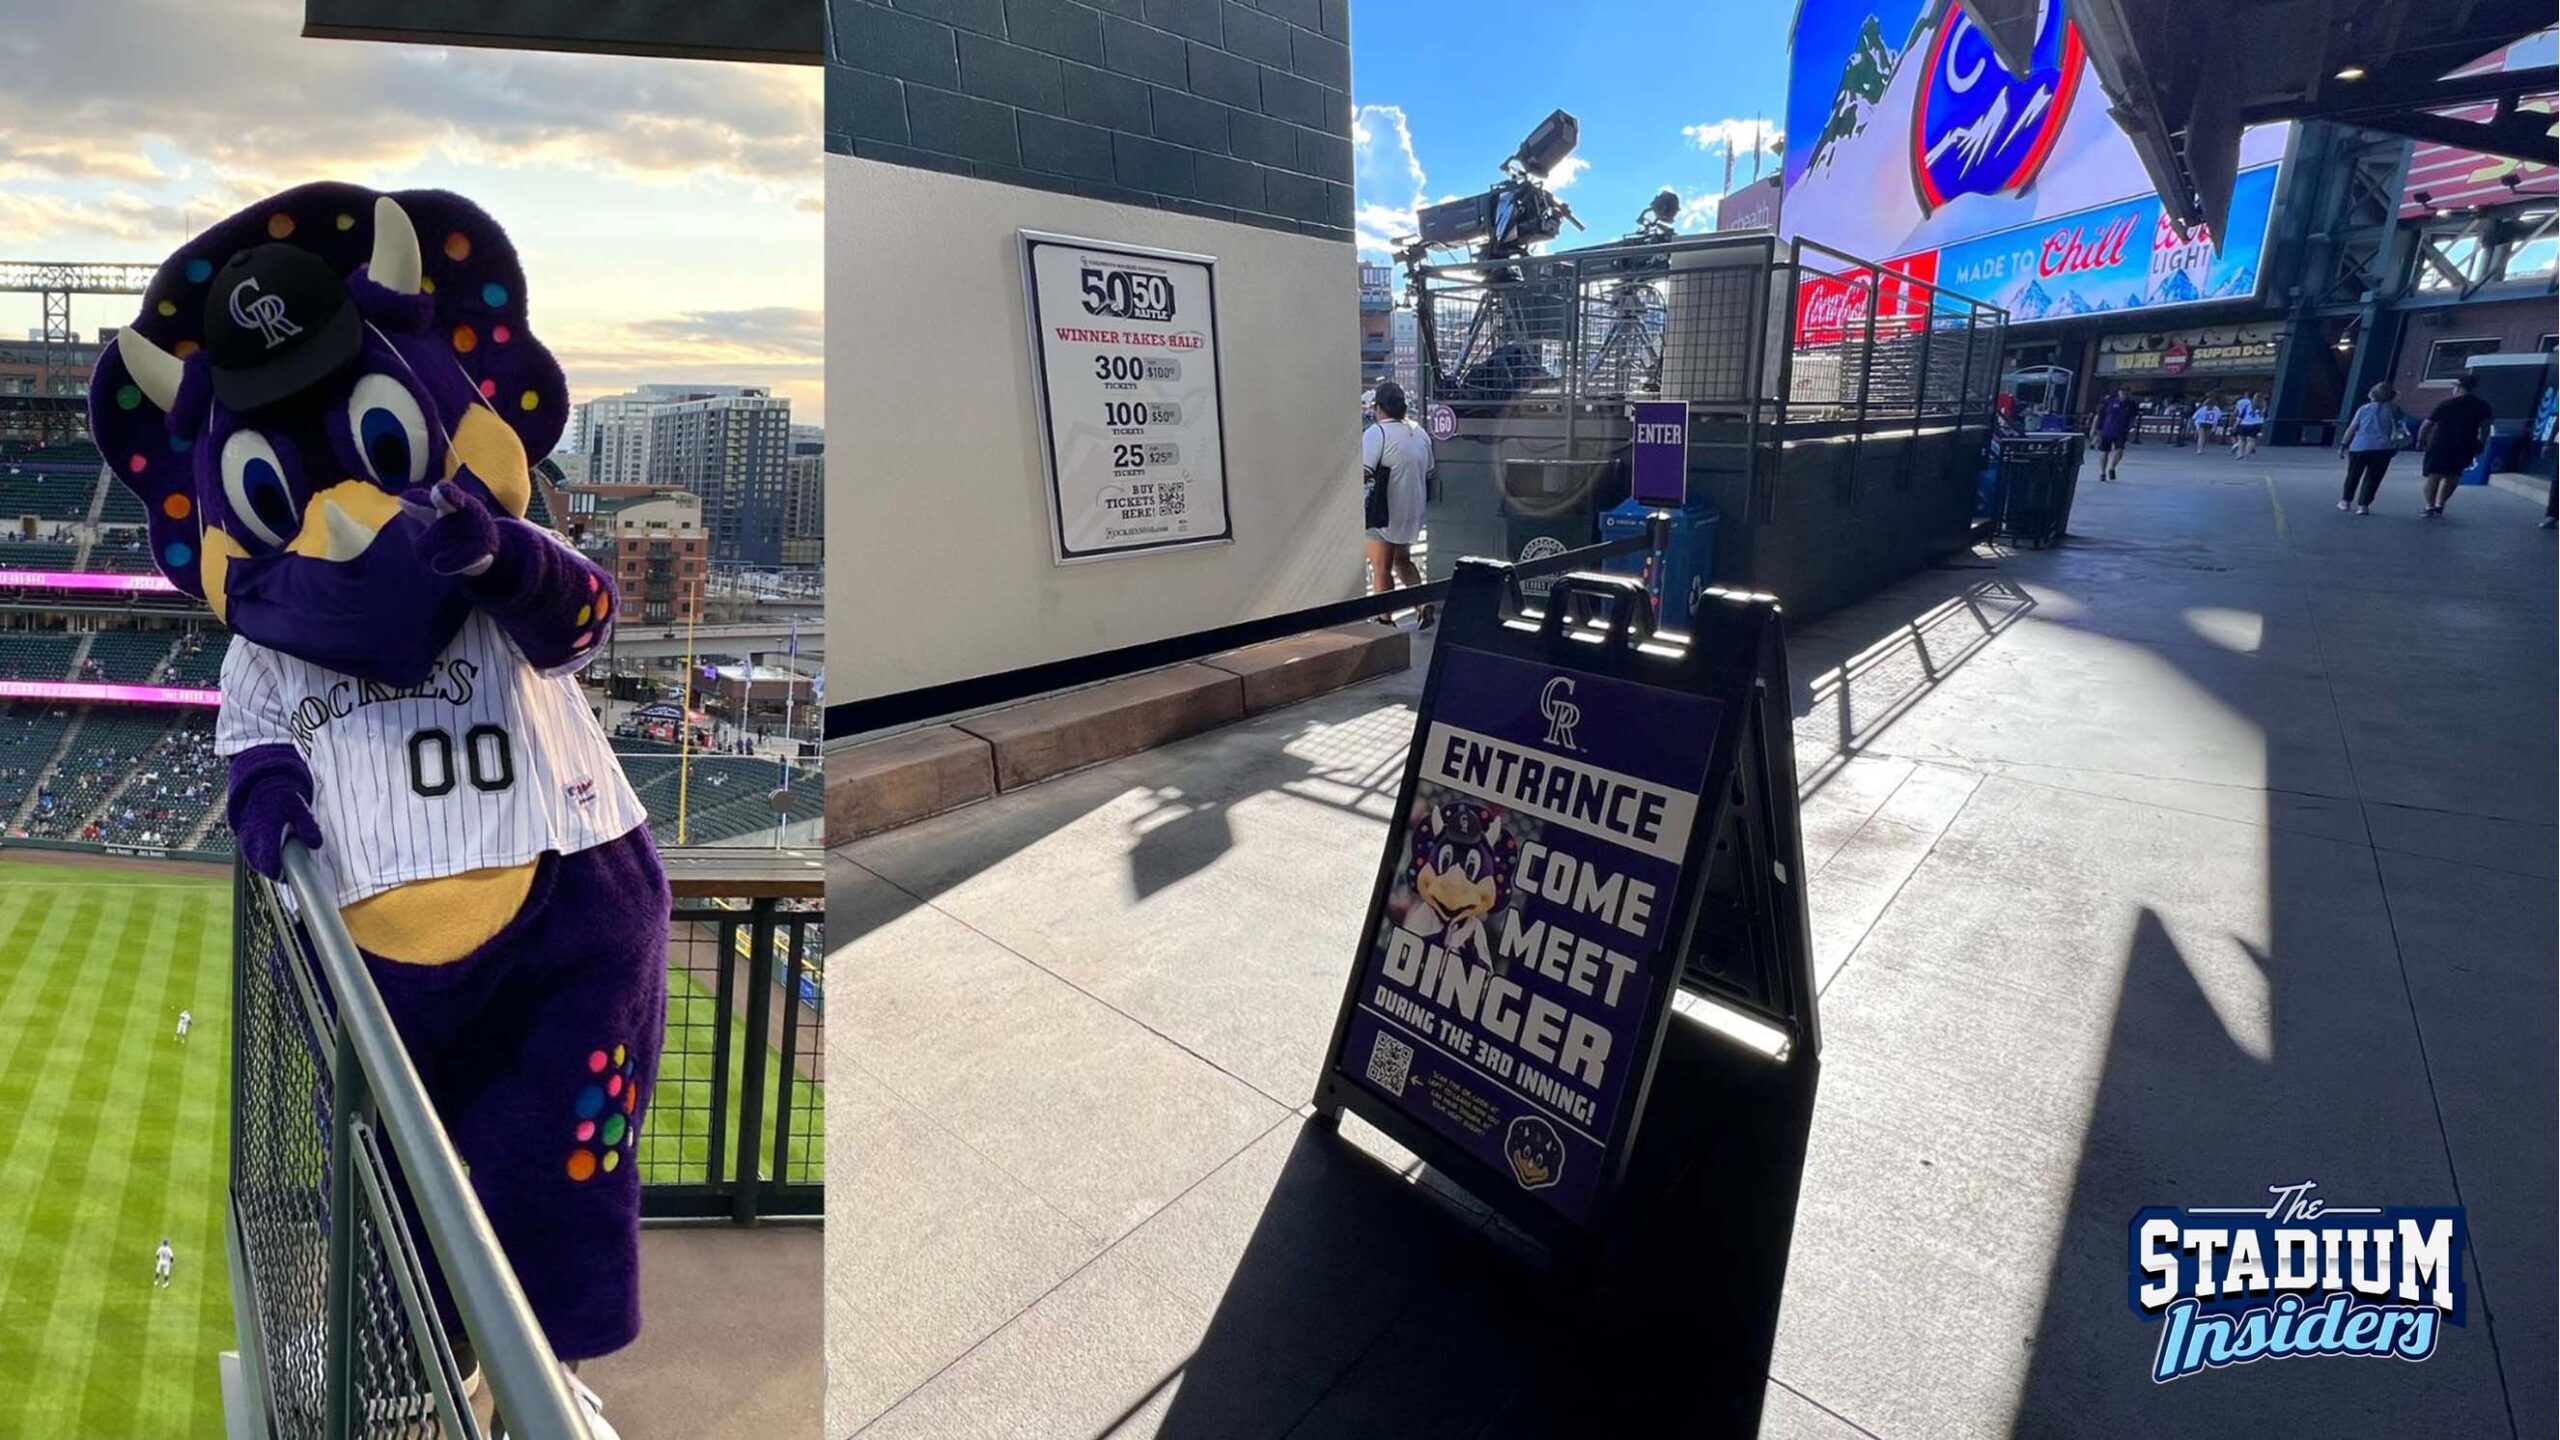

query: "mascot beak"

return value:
[285, 482, 409, 563]
[369, 195, 423, 295]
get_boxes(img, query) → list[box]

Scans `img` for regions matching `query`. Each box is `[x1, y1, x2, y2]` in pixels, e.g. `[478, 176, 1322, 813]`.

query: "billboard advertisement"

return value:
[2397, 29, 2556, 219]
[1784, 0, 2290, 320]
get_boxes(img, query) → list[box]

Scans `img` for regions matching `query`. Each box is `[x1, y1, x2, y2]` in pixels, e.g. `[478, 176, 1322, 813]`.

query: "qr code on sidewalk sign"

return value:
[1366, 1031, 1415, 1097]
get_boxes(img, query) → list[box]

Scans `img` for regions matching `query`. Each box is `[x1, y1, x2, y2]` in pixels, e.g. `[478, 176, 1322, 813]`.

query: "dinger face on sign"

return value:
[1336, 645, 1721, 1223]
[1023, 232, 1233, 564]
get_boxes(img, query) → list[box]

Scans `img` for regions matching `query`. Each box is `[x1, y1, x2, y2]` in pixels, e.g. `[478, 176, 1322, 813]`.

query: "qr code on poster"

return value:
[1365, 1031, 1415, 1097]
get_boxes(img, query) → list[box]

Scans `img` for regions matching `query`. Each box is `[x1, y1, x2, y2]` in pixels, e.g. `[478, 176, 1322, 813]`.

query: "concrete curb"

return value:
[826, 622, 1411, 843]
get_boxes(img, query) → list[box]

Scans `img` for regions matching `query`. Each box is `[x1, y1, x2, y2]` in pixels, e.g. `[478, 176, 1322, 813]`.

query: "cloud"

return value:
[1545, 155, 1589, 191]
[1671, 189, 1722, 234]
[1351, 102, 1429, 260]
[626, 307, 823, 359]
[0, 0, 819, 200]
[1682, 118, 1785, 158]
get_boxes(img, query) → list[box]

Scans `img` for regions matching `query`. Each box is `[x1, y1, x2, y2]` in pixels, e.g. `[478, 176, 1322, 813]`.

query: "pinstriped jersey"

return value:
[216, 610, 647, 908]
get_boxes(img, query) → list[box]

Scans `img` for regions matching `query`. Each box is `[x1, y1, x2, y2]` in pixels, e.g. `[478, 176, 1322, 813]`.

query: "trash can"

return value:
[1499, 457, 1605, 599]
[1992, 433, 2081, 547]
[2462, 422, 2528, 486]
[1601, 499, 1719, 627]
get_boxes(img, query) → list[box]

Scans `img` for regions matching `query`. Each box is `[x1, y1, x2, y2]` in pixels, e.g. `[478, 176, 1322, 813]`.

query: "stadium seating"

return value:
[0, 632, 78, 680]
[27, 709, 180, 840]
[0, 539, 79, 569]
[0, 703, 73, 811]
[619, 752, 821, 845]
[85, 533, 161, 573]
[0, 466, 98, 521]
[163, 633, 227, 686]
[82, 628, 180, 683]
[95, 483, 145, 526]
[96, 715, 224, 847]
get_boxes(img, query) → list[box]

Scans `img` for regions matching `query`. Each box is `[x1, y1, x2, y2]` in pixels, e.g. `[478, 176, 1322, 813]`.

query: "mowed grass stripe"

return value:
[106, 889, 227, 1439]
[0, 865, 232, 1439]
[8, 879, 161, 1436]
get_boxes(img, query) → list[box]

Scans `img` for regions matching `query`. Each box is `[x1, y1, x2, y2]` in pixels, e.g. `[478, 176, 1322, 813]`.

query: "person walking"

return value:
[2231, 392, 2265, 457]
[153, 1238, 174, 1289]
[2192, 396, 2223, 454]
[2415, 372, 2496, 518]
[2090, 388, 2138, 481]
[175, 1008, 191, 1045]
[2338, 383, 2414, 515]
[1362, 381, 1434, 626]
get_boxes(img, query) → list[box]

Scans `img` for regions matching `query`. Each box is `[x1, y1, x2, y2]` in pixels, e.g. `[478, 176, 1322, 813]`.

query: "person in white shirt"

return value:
[1361, 381, 1436, 627]
[175, 1008, 192, 1045]
[2231, 393, 2265, 457]
[2192, 398, 2224, 454]
[153, 1238, 174, 1288]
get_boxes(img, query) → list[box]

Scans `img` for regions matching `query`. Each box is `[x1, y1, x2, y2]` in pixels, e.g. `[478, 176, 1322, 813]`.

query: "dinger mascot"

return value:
[91, 183, 663, 1435]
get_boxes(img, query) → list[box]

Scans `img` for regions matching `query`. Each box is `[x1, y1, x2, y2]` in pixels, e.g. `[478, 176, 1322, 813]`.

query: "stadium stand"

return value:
[0, 465, 98, 521]
[91, 714, 223, 847]
[81, 628, 180, 683]
[0, 631, 78, 680]
[0, 539, 80, 569]
[86, 530, 161, 573]
[95, 481, 145, 526]
[163, 632, 227, 686]
[618, 752, 821, 844]
[27, 709, 180, 841]
[0, 703, 74, 813]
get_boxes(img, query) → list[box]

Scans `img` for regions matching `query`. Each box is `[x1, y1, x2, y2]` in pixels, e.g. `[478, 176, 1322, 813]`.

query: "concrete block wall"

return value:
[827, 0, 1354, 241]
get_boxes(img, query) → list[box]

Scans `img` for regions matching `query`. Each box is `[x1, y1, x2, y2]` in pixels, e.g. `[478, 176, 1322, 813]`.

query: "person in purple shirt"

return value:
[2089, 388, 2138, 482]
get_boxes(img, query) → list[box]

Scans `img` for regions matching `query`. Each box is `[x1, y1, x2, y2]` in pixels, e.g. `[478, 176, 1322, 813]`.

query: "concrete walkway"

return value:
[826, 446, 2555, 1438]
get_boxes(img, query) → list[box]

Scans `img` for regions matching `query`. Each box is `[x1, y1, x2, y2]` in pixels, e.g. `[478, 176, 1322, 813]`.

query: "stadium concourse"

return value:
[0, 440, 823, 859]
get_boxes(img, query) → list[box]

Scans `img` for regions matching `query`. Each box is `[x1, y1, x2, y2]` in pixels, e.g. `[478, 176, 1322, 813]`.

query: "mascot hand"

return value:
[411, 479, 502, 578]
[228, 744, 323, 881]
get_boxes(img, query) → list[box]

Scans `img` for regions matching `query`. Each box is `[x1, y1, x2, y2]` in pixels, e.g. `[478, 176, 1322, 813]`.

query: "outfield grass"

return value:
[0, 861, 234, 1438]
[639, 963, 823, 1188]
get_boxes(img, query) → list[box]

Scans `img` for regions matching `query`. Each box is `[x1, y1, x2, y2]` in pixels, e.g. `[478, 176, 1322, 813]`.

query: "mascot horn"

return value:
[92, 182, 665, 1434]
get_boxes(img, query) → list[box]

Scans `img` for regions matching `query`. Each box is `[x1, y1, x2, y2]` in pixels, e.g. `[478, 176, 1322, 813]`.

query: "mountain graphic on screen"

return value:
[2213, 265, 2259, 297]
[2152, 267, 2203, 304]
[2011, 277, 2055, 318]
[1808, 14, 1901, 176]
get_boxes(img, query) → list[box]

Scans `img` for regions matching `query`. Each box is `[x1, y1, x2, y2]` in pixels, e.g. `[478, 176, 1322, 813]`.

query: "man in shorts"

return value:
[2415, 372, 2496, 518]
[2089, 388, 2138, 481]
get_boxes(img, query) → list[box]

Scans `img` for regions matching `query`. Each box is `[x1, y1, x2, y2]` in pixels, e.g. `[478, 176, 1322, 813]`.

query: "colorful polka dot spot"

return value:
[422, 277, 437, 294]
[478, 378, 498, 400]
[574, 1085, 605, 1120]
[445, 232, 472, 262]
[601, 1113, 626, 1146]
[575, 604, 592, 627]
[607, 1072, 623, 1099]
[613, 1044, 626, 1066]
[603, 1149, 620, 1173]
[170, 434, 192, 453]
[588, 1049, 608, 1073]
[163, 493, 191, 520]
[492, 324, 511, 344]
[336, 213, 357, 231]
[156, 299, 177, 318]
[266, 213, 296, 240]
[115, 384, 142, 411]
[481, 281, 508, 308]
[518, 390, 541, 412]
[165, 541, 193, 567]
[184, 258, 212, 283]
[566, 1150, 597, 1182]
[174, 339, 199, 359]
[452, 324, 478, 354]
[575, 1119, 596, 1142]
[128, 453, 147, 475]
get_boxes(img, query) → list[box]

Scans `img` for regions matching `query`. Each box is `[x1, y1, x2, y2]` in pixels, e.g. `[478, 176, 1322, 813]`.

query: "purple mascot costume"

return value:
[90, 182, 666, 1433]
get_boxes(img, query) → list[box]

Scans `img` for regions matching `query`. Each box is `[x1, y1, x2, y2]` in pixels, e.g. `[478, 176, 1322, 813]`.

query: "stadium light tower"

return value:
[0, 262, 156, 443]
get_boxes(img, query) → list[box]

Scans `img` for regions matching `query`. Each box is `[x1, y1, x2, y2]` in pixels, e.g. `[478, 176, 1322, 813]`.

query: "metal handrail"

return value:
[277, 840, 591, 1440]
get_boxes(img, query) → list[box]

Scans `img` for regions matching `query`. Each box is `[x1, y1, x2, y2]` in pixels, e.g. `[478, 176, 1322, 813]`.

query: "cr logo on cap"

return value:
[228, 276, 302, 350]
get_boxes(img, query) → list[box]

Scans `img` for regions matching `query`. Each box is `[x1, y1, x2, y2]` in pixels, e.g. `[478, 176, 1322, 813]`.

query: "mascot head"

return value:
[88, 182, 566, 685]
[1409, 801, 1517, 927]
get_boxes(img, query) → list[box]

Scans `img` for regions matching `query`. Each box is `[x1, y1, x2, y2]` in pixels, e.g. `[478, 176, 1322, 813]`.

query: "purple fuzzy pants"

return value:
[361, 827, 669, 1361]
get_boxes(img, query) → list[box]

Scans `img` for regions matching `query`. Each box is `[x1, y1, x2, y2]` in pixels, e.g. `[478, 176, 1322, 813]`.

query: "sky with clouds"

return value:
[0, 0, 821, 437]
[1346, 0, 1794, 261]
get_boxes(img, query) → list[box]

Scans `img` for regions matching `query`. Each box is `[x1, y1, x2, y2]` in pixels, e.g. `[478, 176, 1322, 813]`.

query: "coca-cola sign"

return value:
[1796, 252, 1940, 345]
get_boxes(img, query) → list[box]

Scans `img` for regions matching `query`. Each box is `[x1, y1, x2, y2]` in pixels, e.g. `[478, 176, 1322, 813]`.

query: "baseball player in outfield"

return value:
[95, 184, 666, 1440]
[175, 1008, 192, 1044]
[153, 1238, 174, 1289]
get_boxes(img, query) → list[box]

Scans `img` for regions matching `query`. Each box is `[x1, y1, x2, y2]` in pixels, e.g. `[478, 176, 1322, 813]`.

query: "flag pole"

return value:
[677, 572, 697, 846]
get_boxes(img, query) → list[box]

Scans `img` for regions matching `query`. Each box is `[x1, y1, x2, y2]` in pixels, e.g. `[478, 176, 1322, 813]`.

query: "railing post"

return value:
[733, 899, 778, 1223]
[324, 1025, 368, 1440]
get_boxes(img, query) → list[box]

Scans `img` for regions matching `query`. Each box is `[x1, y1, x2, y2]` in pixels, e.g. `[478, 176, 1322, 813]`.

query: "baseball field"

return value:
[0, 857, 235, 1437]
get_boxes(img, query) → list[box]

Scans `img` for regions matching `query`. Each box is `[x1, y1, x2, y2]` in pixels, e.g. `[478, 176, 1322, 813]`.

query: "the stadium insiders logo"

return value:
[1911, 0, 2084, 213]
[2129, 1180, 2466, 1383]
[227, 277, 301, 350]
[1539, 676, 1582, 752]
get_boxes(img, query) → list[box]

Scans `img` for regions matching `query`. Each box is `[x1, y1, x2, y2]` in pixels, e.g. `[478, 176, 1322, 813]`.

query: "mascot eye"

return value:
[1433, 844, 1454, 874]
[1462, 850, 1484, 880]
[220, 430, 298, 550]
[346, 373, 430, 487]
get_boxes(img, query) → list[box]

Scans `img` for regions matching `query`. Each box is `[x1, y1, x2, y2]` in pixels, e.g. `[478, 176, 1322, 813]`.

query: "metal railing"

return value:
[226, 847, 824, 1437]
[228, 842, 588, 1439]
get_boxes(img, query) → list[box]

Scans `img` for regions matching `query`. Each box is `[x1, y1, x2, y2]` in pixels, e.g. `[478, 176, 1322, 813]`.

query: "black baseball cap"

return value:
[201, 243, 364, 414]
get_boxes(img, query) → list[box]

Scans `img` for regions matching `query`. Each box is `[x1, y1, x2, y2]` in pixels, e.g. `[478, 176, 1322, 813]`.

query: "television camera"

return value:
[1397, 109, 1586, 266]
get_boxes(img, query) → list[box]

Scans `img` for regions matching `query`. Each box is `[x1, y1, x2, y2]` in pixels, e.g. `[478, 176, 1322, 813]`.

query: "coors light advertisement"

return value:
[1782, 0, 2289, 320]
